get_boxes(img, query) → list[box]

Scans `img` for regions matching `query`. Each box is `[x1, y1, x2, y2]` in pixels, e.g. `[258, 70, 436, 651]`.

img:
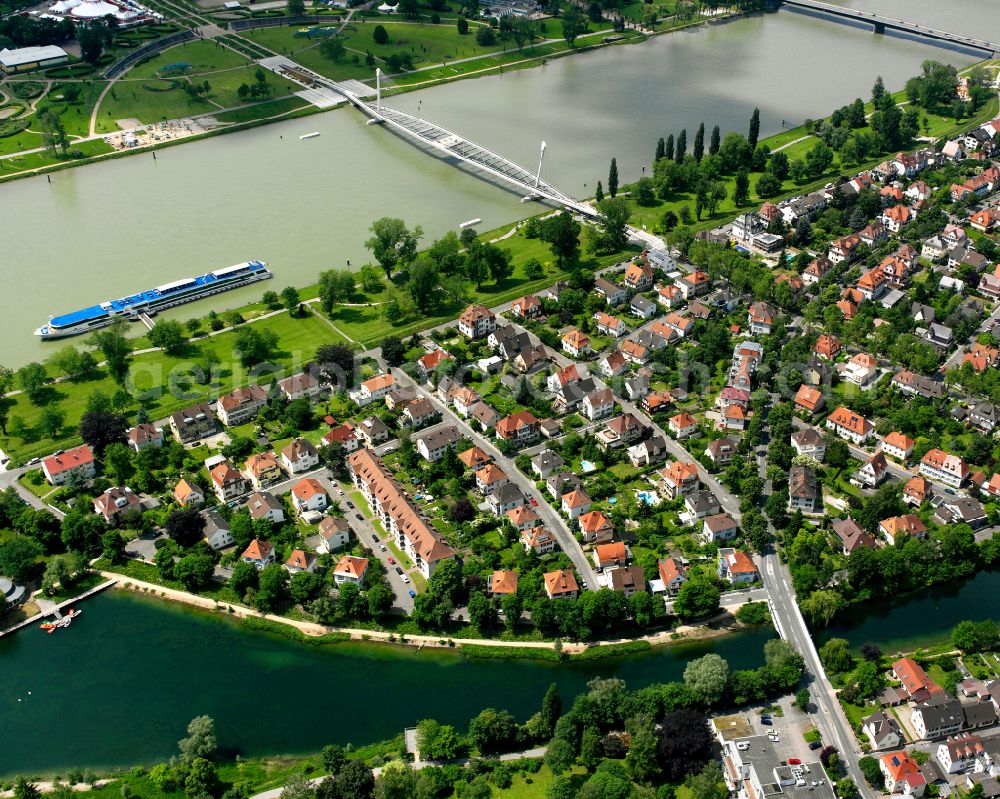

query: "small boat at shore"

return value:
[40, 608, 82, 634]
[300, 132, 321, 140]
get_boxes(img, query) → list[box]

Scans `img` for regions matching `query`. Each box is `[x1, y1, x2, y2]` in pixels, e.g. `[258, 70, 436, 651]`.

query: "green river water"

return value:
[0, 591, 774, 776]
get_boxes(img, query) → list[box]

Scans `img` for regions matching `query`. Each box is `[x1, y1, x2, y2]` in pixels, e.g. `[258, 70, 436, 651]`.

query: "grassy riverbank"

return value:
[0, 213, 628, 463]
[88, 571, 754, 661]
[620, 69, 1000, 236]
[0, 3, 726, 184]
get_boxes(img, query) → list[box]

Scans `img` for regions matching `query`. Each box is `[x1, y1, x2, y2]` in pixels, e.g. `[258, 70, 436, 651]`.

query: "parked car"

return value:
[809, 741, 822, 751]
[408, 590, 416, 598]
[394, 566, 403, 575]
[379, 544, 387, 552]
[356, 513, 363, 521]
[402, 575, 411, 584]
[346, 501, 355, 509]
[371, 534, 379, 543]
[788, 759, 801, 766]
[388, 556, 395, 564]
[530, 497, 538, 506]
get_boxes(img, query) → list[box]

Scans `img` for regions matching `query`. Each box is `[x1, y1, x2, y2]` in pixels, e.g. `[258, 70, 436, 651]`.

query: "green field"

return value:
[211, 95, 312, 123]
[0, 309, 346, 463]
[325, 222, 631, 347]
[94, 40, 302, 132]
[0, 137, 114, 175]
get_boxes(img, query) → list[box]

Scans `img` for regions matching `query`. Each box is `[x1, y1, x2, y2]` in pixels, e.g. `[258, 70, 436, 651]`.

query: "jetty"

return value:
[0, 578, 117, 638]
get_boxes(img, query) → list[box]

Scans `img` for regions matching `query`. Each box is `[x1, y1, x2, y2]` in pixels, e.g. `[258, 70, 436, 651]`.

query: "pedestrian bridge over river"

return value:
[260, 56, 665, 250]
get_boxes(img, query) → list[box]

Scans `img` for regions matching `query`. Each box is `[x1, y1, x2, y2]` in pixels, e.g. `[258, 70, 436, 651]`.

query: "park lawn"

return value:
[18, 468, 60, 500]
[481, 765, 587, 799]
[93, 39, 299, 131]
[620, 0, 676, 22]
[351, 19, 507, 64]
[128, 39, 254, 78]
[609, 463, 643, 480]
[0, 310, 341, 463]
[327, 223, 631, 346]
[0, 137, 114, 177]
[95, 66, 301, 131]
[0, 123, 45, 157]
[31, 79, 109, 138]
[391, 28, 644, 87]
[212, 95, 312, 123]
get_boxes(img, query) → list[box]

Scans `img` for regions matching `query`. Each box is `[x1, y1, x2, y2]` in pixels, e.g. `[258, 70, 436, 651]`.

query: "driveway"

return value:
[125, 531, 166, 563]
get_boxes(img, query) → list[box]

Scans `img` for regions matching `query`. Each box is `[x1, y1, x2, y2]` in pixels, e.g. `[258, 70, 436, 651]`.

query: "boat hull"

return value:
[37, 264, 271, 340]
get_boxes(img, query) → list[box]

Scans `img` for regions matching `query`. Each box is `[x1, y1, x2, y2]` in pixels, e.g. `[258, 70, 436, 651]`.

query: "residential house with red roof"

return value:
[544, 569, 579, 599]
[211, 462, 248, 502]
[93, 486, 142, 525]
[285, 549, 317, 574]
[578, 510, 614, 543]
[882, 432, 915, 461]
[814, 334, 841, 360]
[668, 412, 698, 439]
[880, 752, 927, 797]
[333, 555, 369, 585]
[920, 449, 969, 489]
[826, 406, 873, 444]
[623, 262, 654, 290]
[594, 312, 627, 338]
[561, 488, 592, 520]
[245, 452, 282, 490]
[659, 461, 700, 498]
[458, 304, 496, 339]
[879, 514, 928, 545]
[241, 538, 276, 570]
[495, 411, 540, 445]
[487, 570, 519, 597]
[562, 328, 592, 358]
[173, 478, 204, 508]
[127, 423, 163, 452]
[522, 526, 555, 555]
[657, 558, 688, 595]
[42, 444, 95, 486]
[510, 294, 542, 319]
[794, 385, 824, 416]
[291, 477, 328, 514]
[216, 385, 268, 426]
[718, 548, 758, 584]
[348, 450, 456, 578]
[278, 372, 321, 401]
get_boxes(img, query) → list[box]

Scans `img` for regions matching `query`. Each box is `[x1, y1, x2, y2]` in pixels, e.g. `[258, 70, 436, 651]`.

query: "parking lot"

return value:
[329, 481, 417, 614]
[737, 696, 819, 766]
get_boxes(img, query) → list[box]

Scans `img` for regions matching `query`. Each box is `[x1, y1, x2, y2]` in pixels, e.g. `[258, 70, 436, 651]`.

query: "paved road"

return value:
[664, 586, 766, 615]
[386, 366, 601, 590]
[0, 463, 66, 519]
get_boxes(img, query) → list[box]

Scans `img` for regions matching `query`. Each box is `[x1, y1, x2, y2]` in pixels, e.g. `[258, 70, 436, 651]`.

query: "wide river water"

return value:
[0, 8, 983, 367]
[0, 591, 775, 776]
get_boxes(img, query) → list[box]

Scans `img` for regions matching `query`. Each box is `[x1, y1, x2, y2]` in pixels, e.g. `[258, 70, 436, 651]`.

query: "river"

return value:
[0, 591, 775, 776]
[816, 569, 1000, 656]
[0, 9, 981, 368]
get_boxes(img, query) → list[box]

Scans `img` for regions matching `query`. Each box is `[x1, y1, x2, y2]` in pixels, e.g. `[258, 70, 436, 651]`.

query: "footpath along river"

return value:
[0, 8, 981, 368]
[0, 590, 774, 776]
